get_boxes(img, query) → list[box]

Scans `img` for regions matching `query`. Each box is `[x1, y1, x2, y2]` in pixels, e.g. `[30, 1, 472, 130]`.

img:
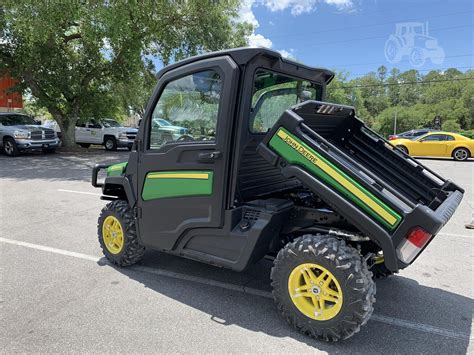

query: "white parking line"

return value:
[0, 237, 100, 262]
[58, 189, 102, 196]
[1, 236, 471, 341]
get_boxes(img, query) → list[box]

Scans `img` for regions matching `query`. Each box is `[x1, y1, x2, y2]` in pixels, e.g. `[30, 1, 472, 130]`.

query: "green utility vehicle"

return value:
[92, 48, 463, 341]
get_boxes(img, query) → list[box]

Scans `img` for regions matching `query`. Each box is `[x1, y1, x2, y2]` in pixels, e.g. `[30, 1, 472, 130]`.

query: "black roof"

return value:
[157, 47, 335, 84]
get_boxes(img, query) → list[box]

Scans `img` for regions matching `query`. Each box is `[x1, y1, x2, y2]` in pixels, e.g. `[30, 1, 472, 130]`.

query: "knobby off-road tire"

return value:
[98, 200, 145, 266]
[271, 234, 376, 342]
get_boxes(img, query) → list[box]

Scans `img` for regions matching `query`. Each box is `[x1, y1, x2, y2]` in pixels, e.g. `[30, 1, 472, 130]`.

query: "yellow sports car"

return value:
[390, 131, 474, 161]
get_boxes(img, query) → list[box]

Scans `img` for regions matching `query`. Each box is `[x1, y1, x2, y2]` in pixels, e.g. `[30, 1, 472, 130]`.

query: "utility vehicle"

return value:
[92, 48, 463, 342]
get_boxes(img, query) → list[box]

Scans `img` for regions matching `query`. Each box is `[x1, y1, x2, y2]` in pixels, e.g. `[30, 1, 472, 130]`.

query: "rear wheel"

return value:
[452, 148, 469, 161]
[3, 137, 20, 157]
[271, 235, 375, 342]
[98, 200, 145, 266]
[104, 136, 117, 151]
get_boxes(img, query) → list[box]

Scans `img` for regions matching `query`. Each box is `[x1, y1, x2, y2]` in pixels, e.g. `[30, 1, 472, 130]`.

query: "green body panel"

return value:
[269, 128, 402, 230]
[107, 162, 128, 177]
[142, 171, 214, 201]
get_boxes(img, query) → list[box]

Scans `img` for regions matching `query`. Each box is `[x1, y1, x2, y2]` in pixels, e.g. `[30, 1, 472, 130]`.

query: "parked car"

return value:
[390, 131, 474, 161]
[75, 119, 138, 151]
[150, 118, 192, 146]
[45, 118, 138, 151]
[388, 128, 436, 140]
[0, 113, 59, 156]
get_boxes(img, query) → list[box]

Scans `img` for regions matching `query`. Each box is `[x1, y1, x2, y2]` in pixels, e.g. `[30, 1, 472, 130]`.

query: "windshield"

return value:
[0, 114, 37, 126]
[157, 119, 171, 126]
[102, 119, 122, 128]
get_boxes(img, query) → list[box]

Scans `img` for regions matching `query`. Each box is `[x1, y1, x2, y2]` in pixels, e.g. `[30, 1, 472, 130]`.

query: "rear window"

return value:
[250, 70, 323, 133]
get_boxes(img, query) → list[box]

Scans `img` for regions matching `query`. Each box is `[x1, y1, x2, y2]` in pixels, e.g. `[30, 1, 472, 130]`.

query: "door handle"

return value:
[198, 151, 221, 163]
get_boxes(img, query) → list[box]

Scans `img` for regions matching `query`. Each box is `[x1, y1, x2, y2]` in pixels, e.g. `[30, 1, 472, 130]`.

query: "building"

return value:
[0, 74, 23, 112]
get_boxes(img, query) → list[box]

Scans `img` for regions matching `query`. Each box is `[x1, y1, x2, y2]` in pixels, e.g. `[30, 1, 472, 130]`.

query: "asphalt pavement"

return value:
[1, 149, 473, 354]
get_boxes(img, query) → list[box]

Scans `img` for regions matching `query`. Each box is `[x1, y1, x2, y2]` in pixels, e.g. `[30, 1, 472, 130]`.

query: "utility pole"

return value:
[393, 107, 398, 135]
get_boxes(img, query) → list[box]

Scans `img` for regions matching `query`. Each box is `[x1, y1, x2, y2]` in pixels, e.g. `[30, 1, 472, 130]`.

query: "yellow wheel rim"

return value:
[288, 263, 343, 321]
[102, 215, 124, 254]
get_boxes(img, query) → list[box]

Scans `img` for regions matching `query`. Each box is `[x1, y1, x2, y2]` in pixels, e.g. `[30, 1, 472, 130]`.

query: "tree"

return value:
[0, 1, 251, 146]
[442, 120, 461, 132]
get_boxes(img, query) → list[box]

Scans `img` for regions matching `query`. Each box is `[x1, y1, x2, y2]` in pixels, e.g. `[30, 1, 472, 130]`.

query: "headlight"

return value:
[119, 132, 128, 139]
[13, 130, 30, 139]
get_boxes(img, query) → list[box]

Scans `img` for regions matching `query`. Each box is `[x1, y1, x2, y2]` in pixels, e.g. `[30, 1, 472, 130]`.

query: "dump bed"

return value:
[257, 101, 464, 270]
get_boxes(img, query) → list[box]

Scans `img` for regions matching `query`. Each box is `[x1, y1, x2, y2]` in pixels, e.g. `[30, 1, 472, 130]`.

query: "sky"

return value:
[240, 0, 474, 78]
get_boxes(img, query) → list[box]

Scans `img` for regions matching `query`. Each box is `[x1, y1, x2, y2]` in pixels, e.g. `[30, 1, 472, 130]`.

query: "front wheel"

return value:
[396, 145, 409, 155]
[452, 147, 469, 161]
[3, 137, 20, 156]
[98, 200, 145, 266]
[271, 235, 375, 342]
[104, 136, 117, 151]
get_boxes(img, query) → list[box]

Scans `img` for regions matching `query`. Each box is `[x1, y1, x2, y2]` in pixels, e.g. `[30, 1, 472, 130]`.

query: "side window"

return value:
[422, 134, 442, 141]
[250, 70, 322, 133]
[76, 120, 86, 128]
[89, 120, 102, 129]
[149, 70, 221, 150]
[444, 135, 455, 141]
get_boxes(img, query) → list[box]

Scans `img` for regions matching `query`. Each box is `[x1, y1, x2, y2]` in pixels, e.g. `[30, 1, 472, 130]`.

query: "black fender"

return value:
[102, 175, 137, 207]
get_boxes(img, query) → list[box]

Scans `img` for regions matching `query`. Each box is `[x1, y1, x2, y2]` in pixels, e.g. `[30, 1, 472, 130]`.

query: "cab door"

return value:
[135, 56, 238, 251]
[416, 134, 448, 156]
[87, 120, 104, 144]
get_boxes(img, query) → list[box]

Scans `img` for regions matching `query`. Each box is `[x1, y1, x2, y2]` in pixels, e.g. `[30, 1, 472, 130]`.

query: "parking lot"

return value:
[1, 150, 473, 354]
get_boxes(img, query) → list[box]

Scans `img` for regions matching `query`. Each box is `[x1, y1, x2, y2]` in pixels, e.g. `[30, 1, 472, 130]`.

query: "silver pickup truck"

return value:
[0, 113, 60, 156]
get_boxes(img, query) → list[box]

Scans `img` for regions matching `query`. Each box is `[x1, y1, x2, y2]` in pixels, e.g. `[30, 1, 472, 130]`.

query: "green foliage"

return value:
[327, 67, 474, 137]
[0, 0, 251, 145]
[442, 120, 461, 132]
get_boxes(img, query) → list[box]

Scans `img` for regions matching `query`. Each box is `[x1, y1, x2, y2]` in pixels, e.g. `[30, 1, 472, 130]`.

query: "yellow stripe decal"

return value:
[276, 129, 398, 226]
[147, 173, 210, 180]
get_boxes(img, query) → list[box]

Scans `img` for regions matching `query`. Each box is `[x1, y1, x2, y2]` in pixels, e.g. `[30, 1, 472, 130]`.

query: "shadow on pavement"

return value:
[108, 251, 472, 354]
[0, 150, 129, 182]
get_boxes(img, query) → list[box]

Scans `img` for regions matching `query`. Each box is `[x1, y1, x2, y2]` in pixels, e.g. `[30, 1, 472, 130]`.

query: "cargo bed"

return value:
[257, 101, 464, 270]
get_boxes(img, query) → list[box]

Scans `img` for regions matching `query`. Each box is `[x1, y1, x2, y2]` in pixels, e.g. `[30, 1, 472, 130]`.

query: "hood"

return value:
[12, 125, 54, 132]
[116, 127, 138, 133]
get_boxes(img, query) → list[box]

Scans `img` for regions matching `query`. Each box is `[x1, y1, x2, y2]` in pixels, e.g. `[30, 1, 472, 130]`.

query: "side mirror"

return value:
[35, 120, 42, 125]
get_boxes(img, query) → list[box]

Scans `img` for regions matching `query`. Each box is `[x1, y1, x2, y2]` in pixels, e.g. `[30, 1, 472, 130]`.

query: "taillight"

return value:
[396, 227, 432, 264]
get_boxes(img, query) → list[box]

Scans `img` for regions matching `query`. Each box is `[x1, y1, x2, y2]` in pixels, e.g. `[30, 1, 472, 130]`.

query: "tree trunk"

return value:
[55, 115, 78, 148]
